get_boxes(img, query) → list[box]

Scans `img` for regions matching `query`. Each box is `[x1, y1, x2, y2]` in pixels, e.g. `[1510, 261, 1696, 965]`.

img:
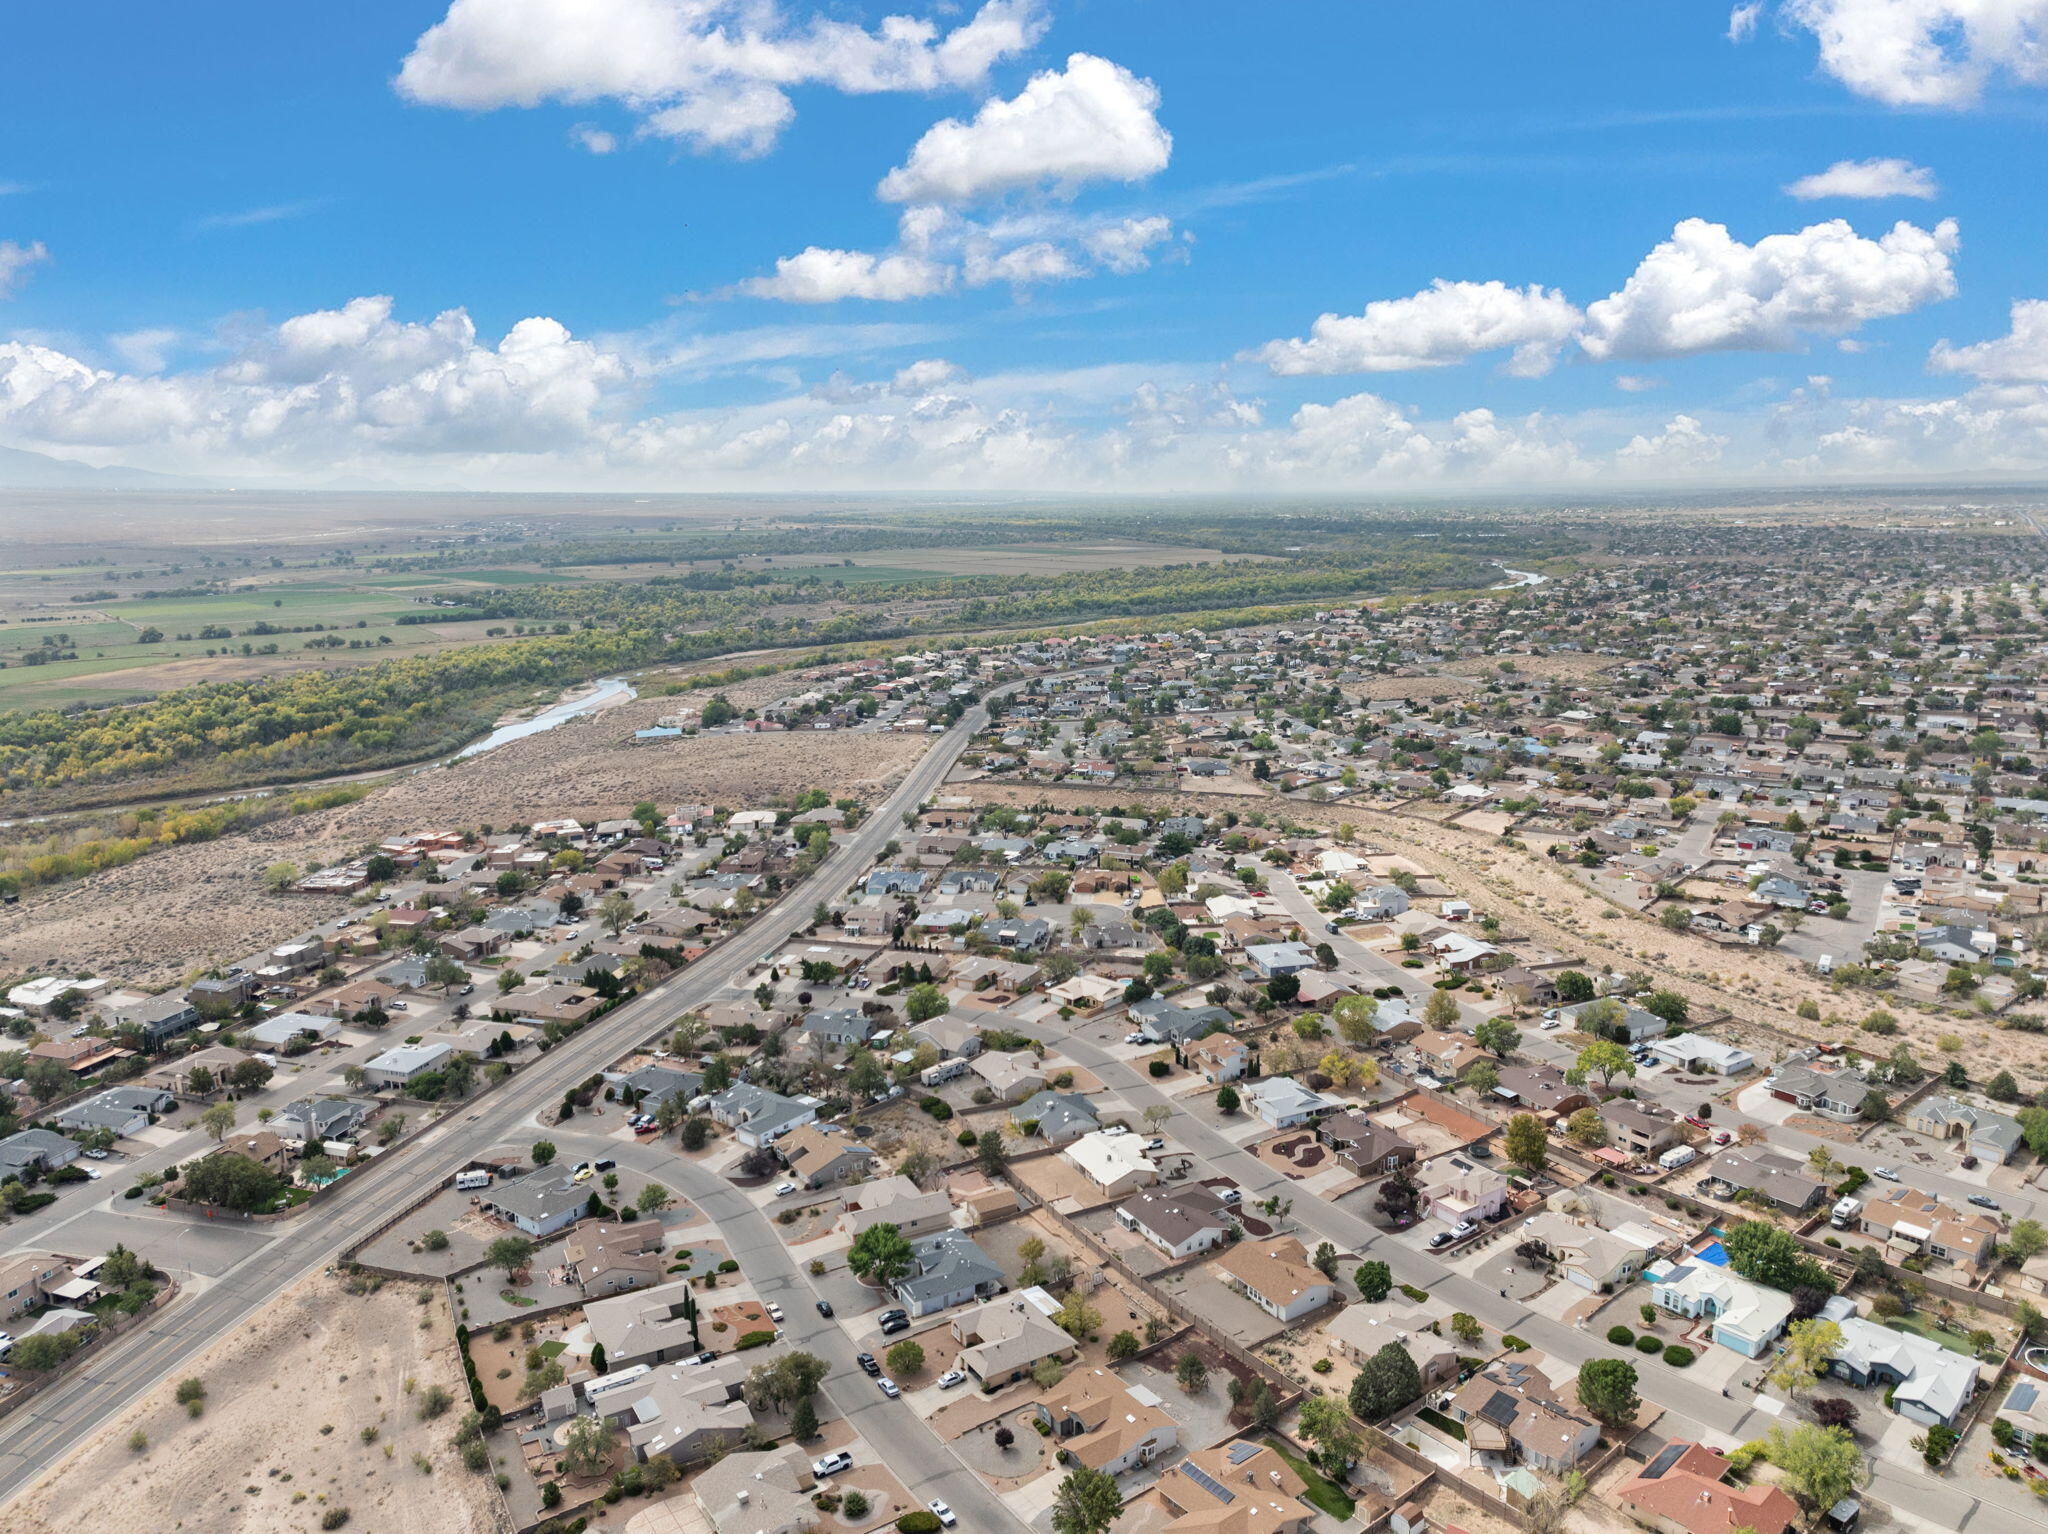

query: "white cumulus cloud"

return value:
[1615, 413, 1730, 471]
[734, 247, 955, 303]
[0, 239, 50, 298]
[1250, 280, 1584, 378]
[1784, 156, 1938, 199]
[569, 123, 619, 154]
[1728, 2, 1764, 40]
[1578, 216, 1959, 360]
[396, 0, 1046, 157]
[1781, 0, 2048, 107]
[1929, 298, 2048, 380]
[878, 53, 1171, 204]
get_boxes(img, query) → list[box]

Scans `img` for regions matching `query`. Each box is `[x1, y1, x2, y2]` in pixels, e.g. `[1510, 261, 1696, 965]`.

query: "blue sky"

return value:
[3, 0, 2048, 489]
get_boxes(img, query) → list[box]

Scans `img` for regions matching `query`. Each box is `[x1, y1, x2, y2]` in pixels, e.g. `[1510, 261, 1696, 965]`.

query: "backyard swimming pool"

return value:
[1692, 1240, 1729, 1266]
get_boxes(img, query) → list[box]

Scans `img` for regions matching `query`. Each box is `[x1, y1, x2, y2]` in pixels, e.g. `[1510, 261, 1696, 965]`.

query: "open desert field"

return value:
[0, 696, 934, 985]
[4, 1271, 494, 1534]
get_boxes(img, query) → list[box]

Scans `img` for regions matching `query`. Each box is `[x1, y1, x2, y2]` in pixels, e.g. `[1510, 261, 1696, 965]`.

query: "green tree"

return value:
[599, 890, 636, 939]
[847, 1050, 888, 1099]
[1421, 987, 1460, 1030]
[1724, 1220, 1833, 1294]
[1107, 1331, 1140, 1362]
[1574, 1040, 1635, 1089]
[485, 1234, 536, 1278]
[1349, 1341, 1422, 1420]
[1474, 1018, 1520, 1057]
[886, 1339, 926, 1375]
[1176, 1353, 1208, 1392]
[904, 983, 949, 1024]
[1564, 1106, 1607, 1147]
[636, 1182, 673, 1214]
[1332, 993, 1379, 1046]
[848, 1222, 915, 1284]
[1354, 1260, 1392, 1303]
[1764, 1423, 1866, 1514]
[1554, 970, 1595, 1004]
[1504, 1113, 1548, 1172]
[199, 1101, 237, 1142]
[1296, 1395, 1361, 1478]
[790, 1396, 820, 1440]
[2005, 1218, 2046, 1265]
[561, 1414, 613, 1479]
[1215, 1084, 1241, 1115]
[1766, 1319, 1842, 1398]
[1576, 1358, 1639, 1425]
[530, 1140, 557, 1165]
[179, 1152, 282, 1211]
[1050, 1465, 1122, 1534]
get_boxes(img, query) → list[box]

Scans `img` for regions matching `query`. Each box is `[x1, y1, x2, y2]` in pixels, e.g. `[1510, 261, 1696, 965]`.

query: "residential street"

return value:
[0, 685, 1010, 1508]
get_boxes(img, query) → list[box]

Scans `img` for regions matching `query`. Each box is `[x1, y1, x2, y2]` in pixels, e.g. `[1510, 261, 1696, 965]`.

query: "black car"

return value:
[816, 1300, 834, 1318]
[856, 1352, 881, 1376]
[878, 1310, 910, 1335]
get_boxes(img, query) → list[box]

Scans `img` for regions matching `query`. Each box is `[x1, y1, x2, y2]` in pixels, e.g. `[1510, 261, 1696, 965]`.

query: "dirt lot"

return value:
[0, 719, 933, 985]
[4, 1270, 494, 1534]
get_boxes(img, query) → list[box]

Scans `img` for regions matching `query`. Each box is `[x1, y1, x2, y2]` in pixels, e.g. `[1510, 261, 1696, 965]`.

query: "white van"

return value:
[1657, 1145, 1697, 1171]
[454, 1169, 492, 1191]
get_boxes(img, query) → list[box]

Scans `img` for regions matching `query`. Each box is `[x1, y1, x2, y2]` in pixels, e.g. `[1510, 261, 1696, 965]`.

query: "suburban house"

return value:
[143, 1044, 254, 1096]
[1214, 1237, 1335, 1324]
[1599, 1100, 1686, 1160]
[1325, 1308, 1457, 1390]
[1185, 1031, 1252, 1083]
[950, 1293, 1077, 1386]
[1763, 1059, 1871, 1122]
[1706, 1147, 1825, 1213]
[1649, 1262, 1793, 1357]
[1243, 1077, 1338, 1129]
[1827, 1316, 1982, 1429]
[1013, 1089, 1100, 1145]
[216, 1129, 296, 1176]
[1445, 1361, 1601, 1473]
[1614, 1442, 1798, 1534]
[1245, 942, 1317, 978]
[1032, 1367, 1180, 1475]
[564, 1221, 664, 1298]
[1517, 1211, 1650, 1292]
[587, 1279, 713, 1369]
[108, 991, 202, 1048]
[1995, 1378, 2048, 1454]
[1411, 1030, 1489, 1081]
[484, 1165, 589, 1239]
[892, 1230, 1006, 1317]
[693, 1443, 816, 1534]
[1858, 1189, 1999, 1275]
[967, 1051, 1046, 1103]
[1493, 1064, 1592, 1118]
[361, 1041, 454, 1091]
[0, 1253, 73, 1321]
[1064, 1131, 1160, 1198]
[1421, 1161, 1507, 1226]
[276, 1096, 370, 1147]
[582, 1352, 759, 1467]
[1156, 1440, 1319, 1534]
[1898, 1095, 2024, 1164]
[776, 1124, 877, 1189]
[836, 1175, 954, 1242]
[1318, 1112, 1417, 1178]
[1115, 1186, 1239, 1259]
[0, 1129, 80, 1182]
[1644, 1036, 1755, 1076]
[55, 1086, 173, 1138]
[706, 1083, 817, 1147]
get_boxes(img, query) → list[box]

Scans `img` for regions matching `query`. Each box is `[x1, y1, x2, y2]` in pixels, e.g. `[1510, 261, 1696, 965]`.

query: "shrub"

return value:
[898, 1512, 943, 1534]
[1311, 1358, 1333, 1374]
[1149, 1061, 1171, 1078]
[736, 1330, 777, 1350]
[918, 1097, 953, 1121]
[844, 1491, 871, 1519]
[1634, 1335, 1663, 1354]
[1398, 1284, 1430, 1303]
[1663, 1345, 1694, 1367]
[322, 1510, 352, 1530]
[176, 1377, 207, 1417]
[1607, 1326, 1634, 1347]
[418, 1384, 455, 1419]
[1500, 1335, 1529, 1352]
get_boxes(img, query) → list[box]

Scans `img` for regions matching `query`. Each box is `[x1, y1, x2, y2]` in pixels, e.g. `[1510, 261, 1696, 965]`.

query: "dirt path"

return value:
[5, 1270, 496, 1534]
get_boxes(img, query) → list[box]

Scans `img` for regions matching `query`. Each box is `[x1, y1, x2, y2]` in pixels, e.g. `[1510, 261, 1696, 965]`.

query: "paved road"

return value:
[1024, 1014, 2023, 1534]
[0, 686, 1009, 1510]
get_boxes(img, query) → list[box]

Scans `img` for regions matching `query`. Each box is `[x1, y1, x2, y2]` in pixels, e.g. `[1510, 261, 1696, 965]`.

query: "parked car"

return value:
[1684, 1115, 1710, 1130]
[1428, 1230, 1456, 1249]
[937, 1370, 967, 1389]
[1123, 1032, 1147, 1045]
[816, 1300, 834, 1318]
[878, 1309, 909, 1335]
[774, 1181, 798, 1196]
[1872, 1166, 1900, 1182]
[812, 1452, 854, 1478]
[1449, 1219, 1478, 1239]
[1712, 1130, 1732, 1146]
[1959, 1154, 1978, 1169]
[927, 1502, 956, 1528]
[572, 1166, 594, 1183]
[877, 1377, 900, 1398]
[766, 1303, 785, 1324]
[685, 1350, 716, 1366]
[856, 1352, 881, 1376]
[83, 1148, 111, 1160]
[1969, 1194, 2001, 1210]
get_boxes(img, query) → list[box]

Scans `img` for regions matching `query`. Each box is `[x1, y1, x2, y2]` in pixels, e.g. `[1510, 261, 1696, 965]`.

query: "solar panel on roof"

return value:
[1181, 1464, 1235, 1503]
[1225, 1442, 1261, 1465]
[1641, 1444, 1685, 1480]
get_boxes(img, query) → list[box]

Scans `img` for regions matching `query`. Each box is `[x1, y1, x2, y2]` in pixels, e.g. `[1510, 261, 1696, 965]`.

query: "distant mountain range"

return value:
[0, 443, 192, 489]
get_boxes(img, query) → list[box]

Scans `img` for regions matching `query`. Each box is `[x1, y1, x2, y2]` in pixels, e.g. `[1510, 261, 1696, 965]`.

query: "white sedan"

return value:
[927, 1501, 956, 1527]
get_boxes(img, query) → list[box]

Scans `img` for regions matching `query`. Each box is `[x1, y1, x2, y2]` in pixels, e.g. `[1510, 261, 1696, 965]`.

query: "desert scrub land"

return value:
[4, 1270, 495, 1534]
[0, 710, 934, 985]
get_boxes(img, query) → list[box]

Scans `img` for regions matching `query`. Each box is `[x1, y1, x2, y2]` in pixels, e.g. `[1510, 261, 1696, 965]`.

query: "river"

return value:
[453, 677, 636, 759]
[1492, 566, 1549, 589]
